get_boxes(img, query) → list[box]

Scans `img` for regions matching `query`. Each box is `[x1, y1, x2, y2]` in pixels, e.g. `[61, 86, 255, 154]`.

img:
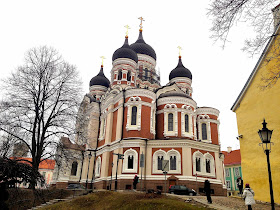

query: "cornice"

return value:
[112, 58, 137, 68]
[125, 89, 156, 100]
[157, 97, 197, 108]
[137, 54, 156, 66]
[196, 107, 220, 116]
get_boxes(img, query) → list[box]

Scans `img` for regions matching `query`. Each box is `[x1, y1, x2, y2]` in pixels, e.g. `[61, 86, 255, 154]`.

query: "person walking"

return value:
[204, 179, 212, 204]
[237, 177, 243, 195]
[133, 174, 139, 190]
[242, 184, 256, 210]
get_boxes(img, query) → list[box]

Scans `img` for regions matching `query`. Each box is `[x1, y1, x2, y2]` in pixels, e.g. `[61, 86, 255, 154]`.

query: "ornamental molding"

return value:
[157, 97, 197, 108]
[156, 84, 181, 98]
[89, 85, 108, 92]
[112, 58, 137, 68]
[196, 107, 220, 116]
[169, 77, 192, 85]
[125, 89, 156, 100]
[137, 54, 156, 66]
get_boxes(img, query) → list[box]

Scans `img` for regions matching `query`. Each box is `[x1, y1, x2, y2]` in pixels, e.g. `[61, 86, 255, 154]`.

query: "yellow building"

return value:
[231, 6, 280, 204]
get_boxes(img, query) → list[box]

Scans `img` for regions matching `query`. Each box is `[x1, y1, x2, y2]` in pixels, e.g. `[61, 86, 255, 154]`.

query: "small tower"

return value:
[111, 26, 138, 90]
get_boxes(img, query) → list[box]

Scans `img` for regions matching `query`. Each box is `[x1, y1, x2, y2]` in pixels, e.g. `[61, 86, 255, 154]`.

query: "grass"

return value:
[43, 191, 211, 210]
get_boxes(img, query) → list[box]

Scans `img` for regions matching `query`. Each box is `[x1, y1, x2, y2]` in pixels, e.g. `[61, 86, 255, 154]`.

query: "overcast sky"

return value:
[0, 1, 264, 151]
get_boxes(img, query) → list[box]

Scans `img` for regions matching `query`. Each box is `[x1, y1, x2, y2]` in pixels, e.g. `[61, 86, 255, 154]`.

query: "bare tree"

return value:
[0, 46, 82, 188]
[208, 0, 280, 87]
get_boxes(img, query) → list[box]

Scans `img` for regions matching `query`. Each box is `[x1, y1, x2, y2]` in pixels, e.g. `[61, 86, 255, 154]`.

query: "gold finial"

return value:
[124, 25, 130, 36]
[138, 16, 145, 30]
[177, 46, 182, 57]
[100, 56, 106, 66]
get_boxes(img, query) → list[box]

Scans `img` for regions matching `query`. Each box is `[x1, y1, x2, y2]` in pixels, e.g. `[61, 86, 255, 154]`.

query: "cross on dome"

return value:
[124, 25, 130, 36]
[100, 56, 106, 66]
[177, 46, 182, 57]
[138, 16, 145, 30]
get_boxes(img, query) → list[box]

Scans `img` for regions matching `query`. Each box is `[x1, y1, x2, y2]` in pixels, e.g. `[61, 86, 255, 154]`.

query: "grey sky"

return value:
[0, 0, 261, 150]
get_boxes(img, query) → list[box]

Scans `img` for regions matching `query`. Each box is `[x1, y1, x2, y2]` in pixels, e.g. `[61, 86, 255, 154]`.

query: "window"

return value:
[122, 148, 138, 173]
[196, 157, 201, 172]
[168, 113, 173, 131]
[131, 106, 137, 125]
[118, 70, 122, 80]
[185, 114, 189, 133]
[128, 155, 134, 169]
[42, 172, 46, 179]
[234, 167, 240, 177]
[157, 156, 163, 170]
[225, 168, 230, 177]
[127, 71, 131, 81]
[202, 123, 207, 140]
[170, 156, 176, 170]
[71, 161, 78, 176]
[206, 159, 211, 173]
[95, 157, 101, 177]
[226, 181, 231, 190]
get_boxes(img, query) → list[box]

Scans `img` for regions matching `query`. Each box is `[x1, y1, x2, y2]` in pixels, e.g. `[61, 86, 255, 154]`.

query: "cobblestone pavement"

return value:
[167, 194, 280, 210]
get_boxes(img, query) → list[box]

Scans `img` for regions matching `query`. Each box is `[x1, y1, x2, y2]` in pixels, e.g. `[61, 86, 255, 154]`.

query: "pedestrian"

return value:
[242, 183, 255, 210]
[204, 179, 212, 204]
[237, 177, 243, 195]
[133, 174, 139, 190]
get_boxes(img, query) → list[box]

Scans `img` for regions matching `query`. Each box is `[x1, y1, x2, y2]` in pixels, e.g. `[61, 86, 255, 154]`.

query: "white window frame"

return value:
[150, 101, 156, 134]
[99, 116, 106, 141]
[126, 97, 142, 131]
[152, 149, 167, 174]
[122, 148, 138, 173]
[181, 105, 194, 138]
[95, 157, 101, 177]
[225, 168, 230, 177]
[234, 167, 240, 177]
[193, 151, 216, 177]
[167, 149, 181, 174]
[163, 104, 178, 137]
[197, 115, 211, 143]
[226, 180, 231, 190]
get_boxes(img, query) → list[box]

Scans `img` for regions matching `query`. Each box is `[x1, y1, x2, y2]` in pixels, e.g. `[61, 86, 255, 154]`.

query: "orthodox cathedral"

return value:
[52, 19, 227, 195]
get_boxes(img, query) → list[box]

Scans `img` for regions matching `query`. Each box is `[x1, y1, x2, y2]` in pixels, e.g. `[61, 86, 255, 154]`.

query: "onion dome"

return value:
[89, 65, 110, 88]
[169, 56, 192, 80]
[112, 36, 138, 62]
[130, 29, 157, 60]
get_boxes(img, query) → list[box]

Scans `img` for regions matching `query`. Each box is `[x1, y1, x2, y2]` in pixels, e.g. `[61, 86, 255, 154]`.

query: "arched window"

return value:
[128, 155, 134, 169]
[157, 156, 163, 170]
[185, 114, 189, 133]
[118, 70, 122, 80]
[196, 157, 201, 172]
[170, 156, 176, 170]
[168, 113, 173, 131]
[202, 123, 207, 140]
[95, 157, 101, 177]
[206, 159, 211, 173]
[71, 161, 78, 176]
[127, 71, 131, 81]
[131, 106, 137, 125]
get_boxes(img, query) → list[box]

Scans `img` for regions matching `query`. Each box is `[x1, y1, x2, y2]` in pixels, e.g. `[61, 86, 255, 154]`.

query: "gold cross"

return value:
[177, 46, 182, 56]
[100, 56, 106, 65]
[138, 17, 145, 29]
[124, 25, 130, 36]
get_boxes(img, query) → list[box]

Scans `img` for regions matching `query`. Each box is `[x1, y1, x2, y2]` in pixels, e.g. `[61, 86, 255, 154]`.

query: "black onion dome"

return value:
[169, 56, 192, 80]
[89, 65, 110, 88]
[130, 30, 157, 60]
[112, 36, 138, 62]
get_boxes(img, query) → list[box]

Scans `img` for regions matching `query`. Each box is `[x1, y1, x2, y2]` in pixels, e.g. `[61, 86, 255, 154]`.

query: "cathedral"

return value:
[52, 20, 227, 196]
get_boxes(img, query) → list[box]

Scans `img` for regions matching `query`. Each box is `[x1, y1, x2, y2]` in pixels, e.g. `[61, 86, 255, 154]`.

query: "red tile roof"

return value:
[222, 149, 241, 166]
[11, 157, 55, 170]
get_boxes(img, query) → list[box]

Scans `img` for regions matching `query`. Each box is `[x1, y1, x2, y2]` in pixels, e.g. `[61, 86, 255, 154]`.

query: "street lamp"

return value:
[258, 119, 274, 210]
[86, 152, 92, 189]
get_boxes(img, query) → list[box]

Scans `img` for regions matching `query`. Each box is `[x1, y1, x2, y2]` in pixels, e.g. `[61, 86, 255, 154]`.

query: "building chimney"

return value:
[272, 4, 280, 30]
[227, 146, 232, 153]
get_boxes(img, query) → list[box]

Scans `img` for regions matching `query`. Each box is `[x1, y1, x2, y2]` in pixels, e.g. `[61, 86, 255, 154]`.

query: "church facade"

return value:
[52, 24, 227, 195]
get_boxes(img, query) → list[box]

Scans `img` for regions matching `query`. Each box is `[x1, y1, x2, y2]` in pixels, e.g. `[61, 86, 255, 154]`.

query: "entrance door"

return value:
[169, 180, 176, 186]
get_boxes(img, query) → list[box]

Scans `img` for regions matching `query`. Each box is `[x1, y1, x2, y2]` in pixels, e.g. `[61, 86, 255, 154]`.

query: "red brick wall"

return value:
[210, 123, 219, 145]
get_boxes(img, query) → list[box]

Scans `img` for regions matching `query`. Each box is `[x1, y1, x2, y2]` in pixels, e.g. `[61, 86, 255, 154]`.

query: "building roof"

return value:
[130, 30, 157, 60]
[89, 65, 110, 87]
[112, 36, 138, 62]
[222, 149, 241, 166]
[11, 157, 55, 170]
[61, 136, 86, 151]
[169, 56, 192, 80]
[231, 24, 280, 111]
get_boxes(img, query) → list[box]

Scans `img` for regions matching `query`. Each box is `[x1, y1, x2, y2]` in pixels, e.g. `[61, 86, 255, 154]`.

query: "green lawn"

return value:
[43, 191, 211, 210]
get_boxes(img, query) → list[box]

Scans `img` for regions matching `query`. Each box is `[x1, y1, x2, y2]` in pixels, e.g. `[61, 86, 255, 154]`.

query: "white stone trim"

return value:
[181, 105, 194, 138]
[126, 97, 142, 131]
[95, 156, 101, 177]
[163, 104, 178, 137]
[157, 97, 197, 108]
[192, 151, 216, 178]
[152, 149, 167, 174]
[150, 101, 156, 135]
[196, 107, 220, 116]
[122, 148, 138, 173]
[112, 58, 137, 69]
[167, 149, 181, 174]
[197, 118, 212, 143]
[125, 89, 156, 100]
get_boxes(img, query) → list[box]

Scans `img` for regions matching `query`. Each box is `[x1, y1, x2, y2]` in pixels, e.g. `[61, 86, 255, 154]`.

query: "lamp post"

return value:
[86, 152, 92, 189]
[258, 119, 275, 210]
